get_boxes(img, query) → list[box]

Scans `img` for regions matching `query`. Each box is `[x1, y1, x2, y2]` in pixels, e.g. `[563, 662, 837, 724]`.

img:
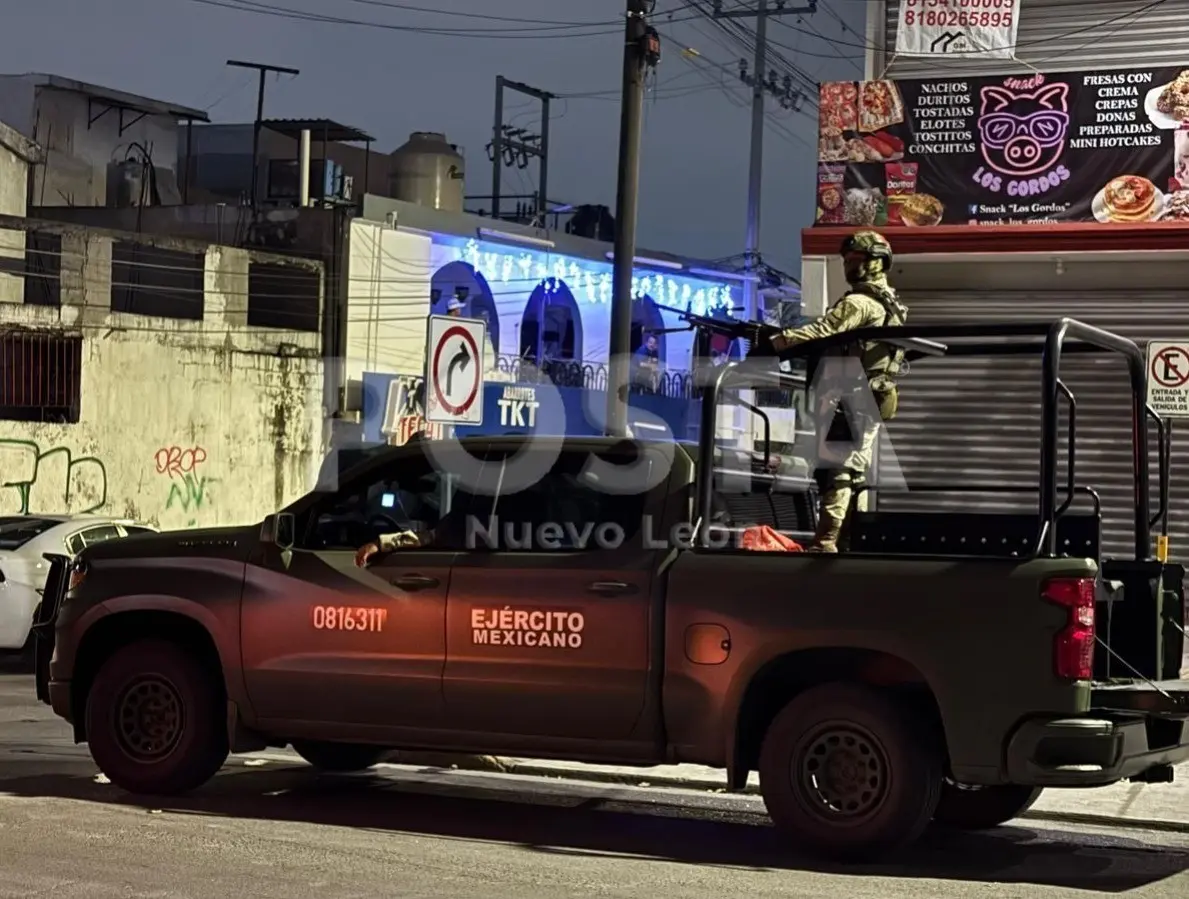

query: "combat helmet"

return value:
[840, 230, 893, 272]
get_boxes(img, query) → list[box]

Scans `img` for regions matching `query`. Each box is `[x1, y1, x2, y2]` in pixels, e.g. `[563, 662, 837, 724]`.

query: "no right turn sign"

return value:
[1147, 341, 1189, 418]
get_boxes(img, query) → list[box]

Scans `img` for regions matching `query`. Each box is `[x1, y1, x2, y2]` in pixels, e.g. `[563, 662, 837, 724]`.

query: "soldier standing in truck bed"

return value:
[769, 230, 907, 553]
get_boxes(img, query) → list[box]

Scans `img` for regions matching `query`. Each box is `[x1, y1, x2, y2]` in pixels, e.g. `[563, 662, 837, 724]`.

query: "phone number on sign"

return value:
[904, 8, 1013, 27]
[311, 606, 388, 632]
[903, 0, 1014, 8]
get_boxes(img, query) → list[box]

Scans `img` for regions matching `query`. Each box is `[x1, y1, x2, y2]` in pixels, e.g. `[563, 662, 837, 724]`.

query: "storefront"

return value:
[346, 197, 752, 401]
[359, 371, 698, 445]
[805, 36, 1189, 559]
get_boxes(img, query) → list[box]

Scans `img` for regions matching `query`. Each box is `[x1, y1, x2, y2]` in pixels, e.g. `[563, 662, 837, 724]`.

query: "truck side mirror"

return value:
[275, 512, 296, 551]
[261, 513, 296, 550]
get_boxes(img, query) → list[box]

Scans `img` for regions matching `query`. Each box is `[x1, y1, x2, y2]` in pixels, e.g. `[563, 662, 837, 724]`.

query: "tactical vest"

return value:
[848, 285, 908, 381]
[846, 285, 908, 421]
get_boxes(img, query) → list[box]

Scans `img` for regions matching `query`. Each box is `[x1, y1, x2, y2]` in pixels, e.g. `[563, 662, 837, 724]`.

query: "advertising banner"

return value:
[895, 0, 1021, 60]
[361, 374, 695, 445]
[815, 65, 1189, 227]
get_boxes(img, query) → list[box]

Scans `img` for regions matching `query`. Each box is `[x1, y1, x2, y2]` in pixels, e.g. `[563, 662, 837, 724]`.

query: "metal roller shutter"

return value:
[875, 290, 1186, 561]
[881, 1, 1189, 80]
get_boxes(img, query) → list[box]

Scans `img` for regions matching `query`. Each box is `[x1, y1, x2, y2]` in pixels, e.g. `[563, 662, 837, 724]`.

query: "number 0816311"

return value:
[311, 605, 388, 633]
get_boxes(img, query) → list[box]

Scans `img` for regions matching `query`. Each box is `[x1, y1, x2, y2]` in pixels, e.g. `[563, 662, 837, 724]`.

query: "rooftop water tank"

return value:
[389, 132, 465, 212]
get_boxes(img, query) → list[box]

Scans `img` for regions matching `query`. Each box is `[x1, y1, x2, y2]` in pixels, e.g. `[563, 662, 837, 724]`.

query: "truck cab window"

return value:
[309, 455, 461, 551]
[489, 452, 650, 552]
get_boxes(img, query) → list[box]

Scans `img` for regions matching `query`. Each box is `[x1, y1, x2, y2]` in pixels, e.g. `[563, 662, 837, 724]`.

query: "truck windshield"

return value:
[0, 517, 58, 550]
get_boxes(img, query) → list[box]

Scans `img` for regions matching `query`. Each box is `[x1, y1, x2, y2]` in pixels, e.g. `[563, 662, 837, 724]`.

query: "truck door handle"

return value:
[391, 574, 439, 591]
[588, 581, 637, 596]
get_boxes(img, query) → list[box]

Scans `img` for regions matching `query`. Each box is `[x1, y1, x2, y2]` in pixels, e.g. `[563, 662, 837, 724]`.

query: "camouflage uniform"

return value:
[771, 231, 907, 552]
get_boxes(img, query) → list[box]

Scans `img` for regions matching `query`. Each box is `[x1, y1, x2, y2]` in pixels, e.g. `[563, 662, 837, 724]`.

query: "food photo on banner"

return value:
[815, 64, 1189, 227]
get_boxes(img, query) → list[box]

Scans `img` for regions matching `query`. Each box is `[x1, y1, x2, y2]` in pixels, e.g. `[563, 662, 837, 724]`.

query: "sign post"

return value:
[425, 314, 486, 427]
[1145, 342, 1189, 562]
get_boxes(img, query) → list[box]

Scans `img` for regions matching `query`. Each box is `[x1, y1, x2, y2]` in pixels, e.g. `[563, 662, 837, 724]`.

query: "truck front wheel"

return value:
[292, 741, 389, 772]
[84, 639, 228, 795]
[932, 783, 1043, 830]
[758, 683, 943, 859]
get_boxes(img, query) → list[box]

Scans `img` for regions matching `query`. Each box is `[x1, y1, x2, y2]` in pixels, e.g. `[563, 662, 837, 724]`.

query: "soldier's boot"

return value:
[808, 476, 850, 553]
[807, 510, 844, 553]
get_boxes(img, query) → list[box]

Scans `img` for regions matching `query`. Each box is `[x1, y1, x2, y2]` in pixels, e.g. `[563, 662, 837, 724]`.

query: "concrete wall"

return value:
[0, 81, 183, 207]
[0, 219, 326, 529]
[31, 203, 336, 257]
[0, 128, 29, 303]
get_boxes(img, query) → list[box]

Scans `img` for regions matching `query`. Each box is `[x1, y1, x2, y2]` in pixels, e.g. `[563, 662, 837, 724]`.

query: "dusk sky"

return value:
[1, 0, 866, 274]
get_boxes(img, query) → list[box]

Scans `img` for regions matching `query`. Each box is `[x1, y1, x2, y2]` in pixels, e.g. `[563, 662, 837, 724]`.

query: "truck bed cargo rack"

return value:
[696, 318, 1162, 564]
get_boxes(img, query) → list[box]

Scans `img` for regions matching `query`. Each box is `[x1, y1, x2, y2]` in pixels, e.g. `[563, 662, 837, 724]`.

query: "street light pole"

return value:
[711, 1, 818, 319]
[605, 0, 653, 438]
[743, 0, 768, 321]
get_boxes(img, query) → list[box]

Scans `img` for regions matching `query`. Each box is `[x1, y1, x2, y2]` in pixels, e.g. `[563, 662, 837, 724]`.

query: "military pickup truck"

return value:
[33, 319, 1189, 860]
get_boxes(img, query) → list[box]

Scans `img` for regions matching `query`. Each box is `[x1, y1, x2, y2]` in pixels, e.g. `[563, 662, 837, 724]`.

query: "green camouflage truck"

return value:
[34, 318, 1189, 860]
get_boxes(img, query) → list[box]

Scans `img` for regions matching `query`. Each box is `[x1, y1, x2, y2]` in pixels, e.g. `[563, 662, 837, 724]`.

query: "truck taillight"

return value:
[1043, 576, 1096, 680]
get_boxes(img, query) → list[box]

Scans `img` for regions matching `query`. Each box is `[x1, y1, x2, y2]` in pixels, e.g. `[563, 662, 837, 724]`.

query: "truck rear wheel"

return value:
[758, 683, 942, 859]
[84, 639, 228, 795]
[932, 783, 1043, 830]
[292, 741, 389, 772]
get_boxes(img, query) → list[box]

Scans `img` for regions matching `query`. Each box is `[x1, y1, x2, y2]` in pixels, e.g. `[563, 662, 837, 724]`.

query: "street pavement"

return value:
[3, 671, 1189, 899]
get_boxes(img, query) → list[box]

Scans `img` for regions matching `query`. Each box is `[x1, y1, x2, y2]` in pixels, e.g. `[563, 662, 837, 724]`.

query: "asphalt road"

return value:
[2, 671, 1189, 899]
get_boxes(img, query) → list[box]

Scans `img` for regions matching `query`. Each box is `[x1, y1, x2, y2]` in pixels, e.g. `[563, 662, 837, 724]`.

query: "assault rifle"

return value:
[654, 303, 783, 358]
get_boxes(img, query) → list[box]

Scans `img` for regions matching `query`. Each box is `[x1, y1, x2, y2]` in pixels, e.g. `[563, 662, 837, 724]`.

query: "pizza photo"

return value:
[859, 80, 905, 133]
[819, 82, 859, 134]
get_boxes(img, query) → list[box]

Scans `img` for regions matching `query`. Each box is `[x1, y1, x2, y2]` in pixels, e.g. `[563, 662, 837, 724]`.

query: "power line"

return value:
[178, 0, 703, 38]
[767, 0, 1174, 62]
[334, 0, 628, 27]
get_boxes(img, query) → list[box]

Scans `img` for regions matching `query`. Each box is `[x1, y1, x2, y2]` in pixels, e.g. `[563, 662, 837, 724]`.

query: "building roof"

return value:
[0, 118, 41, 163]
[13, 73, 210, 122]
[262, 118, 374, 143]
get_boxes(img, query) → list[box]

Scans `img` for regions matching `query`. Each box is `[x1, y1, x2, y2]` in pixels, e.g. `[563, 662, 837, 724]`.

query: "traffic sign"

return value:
[1146, 341, 1189, 418]
[425, 314, 486, 425]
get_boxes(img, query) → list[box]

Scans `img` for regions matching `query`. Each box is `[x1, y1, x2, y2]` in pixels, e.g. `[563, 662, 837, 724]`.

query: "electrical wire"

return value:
[6, 233, 746, 336]
[335, 0, 630, 27]
[177, 0, 702, 38]
[768, 0, 1174, 62]
[678, 0, 824, 100]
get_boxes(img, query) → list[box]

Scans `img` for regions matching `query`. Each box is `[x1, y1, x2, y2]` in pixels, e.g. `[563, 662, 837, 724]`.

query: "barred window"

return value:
[0, 330, 82, 423]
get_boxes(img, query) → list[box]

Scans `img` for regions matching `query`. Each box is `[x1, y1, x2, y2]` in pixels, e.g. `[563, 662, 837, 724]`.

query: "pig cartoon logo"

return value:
[978, 81, 1071, 178]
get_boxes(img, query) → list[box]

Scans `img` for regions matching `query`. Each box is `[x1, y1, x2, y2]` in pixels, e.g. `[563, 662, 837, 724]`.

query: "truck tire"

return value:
[932, 783, 1043, 830]
[758, 683, 942, 859]
[292, 741, 389, 772]
[84, 639, 228, 795]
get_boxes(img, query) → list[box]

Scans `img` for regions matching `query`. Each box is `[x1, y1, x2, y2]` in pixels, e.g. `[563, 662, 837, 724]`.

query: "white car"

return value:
[0, 515, 157, 652]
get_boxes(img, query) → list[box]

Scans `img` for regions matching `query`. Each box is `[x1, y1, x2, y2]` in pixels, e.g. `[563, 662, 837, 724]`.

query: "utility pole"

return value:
[606, 0, 659, 438]
[488, 77, 554, 223]
[712, 1, 816, 320]
[226, 59, 300, 210]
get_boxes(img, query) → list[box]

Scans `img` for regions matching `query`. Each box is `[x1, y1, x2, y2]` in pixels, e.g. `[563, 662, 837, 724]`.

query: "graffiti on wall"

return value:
[153, 445, 217, 526]
[0, 439, 108, 515]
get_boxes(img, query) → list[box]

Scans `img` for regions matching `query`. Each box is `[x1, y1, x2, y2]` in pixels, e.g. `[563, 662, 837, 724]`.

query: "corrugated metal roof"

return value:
[262, 118, 374, 143]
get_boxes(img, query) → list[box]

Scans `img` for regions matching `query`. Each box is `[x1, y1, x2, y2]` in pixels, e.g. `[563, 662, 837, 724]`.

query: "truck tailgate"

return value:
[1091, 679, 1189, 715]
